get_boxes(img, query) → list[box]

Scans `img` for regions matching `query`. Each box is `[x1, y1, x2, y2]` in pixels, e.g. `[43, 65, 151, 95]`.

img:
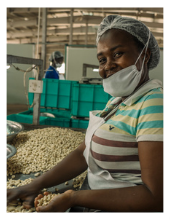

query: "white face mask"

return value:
[103, 32, 150, 97]
[56, 63, 62, 68]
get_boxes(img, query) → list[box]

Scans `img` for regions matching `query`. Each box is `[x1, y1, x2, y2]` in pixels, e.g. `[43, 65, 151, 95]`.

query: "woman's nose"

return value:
[105, 60, 117, 71]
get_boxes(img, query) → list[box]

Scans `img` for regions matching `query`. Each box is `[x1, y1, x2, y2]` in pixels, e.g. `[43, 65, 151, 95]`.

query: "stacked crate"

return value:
[7, 78, 111, 129]
[7, 78, 77, 128]
[71, 83, 111, 129]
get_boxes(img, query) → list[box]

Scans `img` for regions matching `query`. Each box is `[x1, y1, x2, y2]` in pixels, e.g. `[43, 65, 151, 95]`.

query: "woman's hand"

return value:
[7, 184, 41, 209]
[35, 190, 74, 212]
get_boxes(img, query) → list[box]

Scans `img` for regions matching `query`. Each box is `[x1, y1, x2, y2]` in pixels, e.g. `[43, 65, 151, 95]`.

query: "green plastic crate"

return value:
[7, 114, 47, 125]
[71, 84, 111, 117]
[43, 117, 70, 127]
[71, 118, 89, 129]
[28, 78, 78, 110]
[19, 109, 71, 119]
[7, 113, 71, 127]
[20, 109, 71, 127]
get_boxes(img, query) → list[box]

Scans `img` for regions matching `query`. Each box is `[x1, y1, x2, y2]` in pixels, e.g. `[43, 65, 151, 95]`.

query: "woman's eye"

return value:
[114, 52, 123, 58]
[99, 58, 106, 64]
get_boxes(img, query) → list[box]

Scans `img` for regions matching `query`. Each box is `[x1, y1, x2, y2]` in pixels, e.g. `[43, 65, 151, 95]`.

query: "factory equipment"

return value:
[7, 55, 44, 125]
[7, 120, 24, 142]
[79, 63, 102, 84]
[7, 120, 23, 159]
[7, 144, 17, 159]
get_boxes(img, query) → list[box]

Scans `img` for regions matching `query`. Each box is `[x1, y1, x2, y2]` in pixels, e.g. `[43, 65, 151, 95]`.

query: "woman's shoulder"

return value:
[133, 87, 163, 107]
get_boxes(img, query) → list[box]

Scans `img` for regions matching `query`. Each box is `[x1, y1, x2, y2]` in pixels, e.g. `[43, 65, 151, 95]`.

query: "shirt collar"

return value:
[110, 79, 163, 107]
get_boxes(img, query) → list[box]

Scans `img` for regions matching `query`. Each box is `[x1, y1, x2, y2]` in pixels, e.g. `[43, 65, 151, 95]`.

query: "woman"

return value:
[45, 51, 64, 79]
[7, 15, 163, 212]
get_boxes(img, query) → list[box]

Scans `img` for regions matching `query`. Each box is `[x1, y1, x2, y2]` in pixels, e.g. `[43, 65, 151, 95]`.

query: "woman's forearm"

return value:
[70, 185, 163, 212]
[30, 141, 87, 190]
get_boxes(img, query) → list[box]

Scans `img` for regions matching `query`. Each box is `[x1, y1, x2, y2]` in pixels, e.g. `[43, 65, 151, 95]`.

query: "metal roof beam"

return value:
[7, 26, 96, 38]
[7, 24, 163, 39]
[7, 15, 163, 29]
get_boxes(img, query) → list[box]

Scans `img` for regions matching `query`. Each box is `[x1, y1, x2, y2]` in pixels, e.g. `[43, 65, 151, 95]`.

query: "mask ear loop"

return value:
[135, 30, 151, 72]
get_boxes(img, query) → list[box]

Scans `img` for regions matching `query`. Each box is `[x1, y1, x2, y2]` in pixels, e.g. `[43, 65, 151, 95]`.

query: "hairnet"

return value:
[96, 15, 160, 70]
[49, 51, 64, 61]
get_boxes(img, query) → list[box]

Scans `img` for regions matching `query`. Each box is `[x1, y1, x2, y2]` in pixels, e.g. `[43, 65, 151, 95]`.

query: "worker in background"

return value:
[45, 51, 64, 79]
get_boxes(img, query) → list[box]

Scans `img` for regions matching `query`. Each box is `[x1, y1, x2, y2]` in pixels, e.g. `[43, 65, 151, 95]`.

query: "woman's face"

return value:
[52, 57, 64, 68]
[97, 29, 144, 79]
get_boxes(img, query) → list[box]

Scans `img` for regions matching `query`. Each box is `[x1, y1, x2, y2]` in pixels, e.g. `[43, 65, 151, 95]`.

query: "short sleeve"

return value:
[136, 91, 163, 142]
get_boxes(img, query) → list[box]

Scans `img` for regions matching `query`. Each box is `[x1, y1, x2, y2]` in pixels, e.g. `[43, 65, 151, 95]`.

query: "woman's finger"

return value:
[22, 195, 37, 209]
[22, 202, 32, 210]
[34, 194, 43, 207]
[37, 194, 44, 199]
[36, 205, 52, 212]
[43, 191, 49, 196]
[7, 191, 18, 205]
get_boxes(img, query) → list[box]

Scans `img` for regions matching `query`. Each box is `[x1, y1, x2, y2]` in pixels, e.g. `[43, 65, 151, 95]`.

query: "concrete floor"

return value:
[7, 104, 29, 115]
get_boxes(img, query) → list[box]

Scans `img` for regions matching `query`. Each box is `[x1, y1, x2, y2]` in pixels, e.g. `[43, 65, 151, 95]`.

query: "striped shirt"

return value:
[88, 79, 163, 188]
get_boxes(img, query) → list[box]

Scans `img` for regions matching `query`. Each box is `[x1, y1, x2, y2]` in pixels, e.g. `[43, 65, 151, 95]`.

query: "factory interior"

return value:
[7, 7, 164, 213]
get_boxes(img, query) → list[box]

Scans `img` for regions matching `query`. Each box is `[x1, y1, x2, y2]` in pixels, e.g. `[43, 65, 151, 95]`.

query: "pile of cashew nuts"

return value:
[7, 127, 87, 212]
